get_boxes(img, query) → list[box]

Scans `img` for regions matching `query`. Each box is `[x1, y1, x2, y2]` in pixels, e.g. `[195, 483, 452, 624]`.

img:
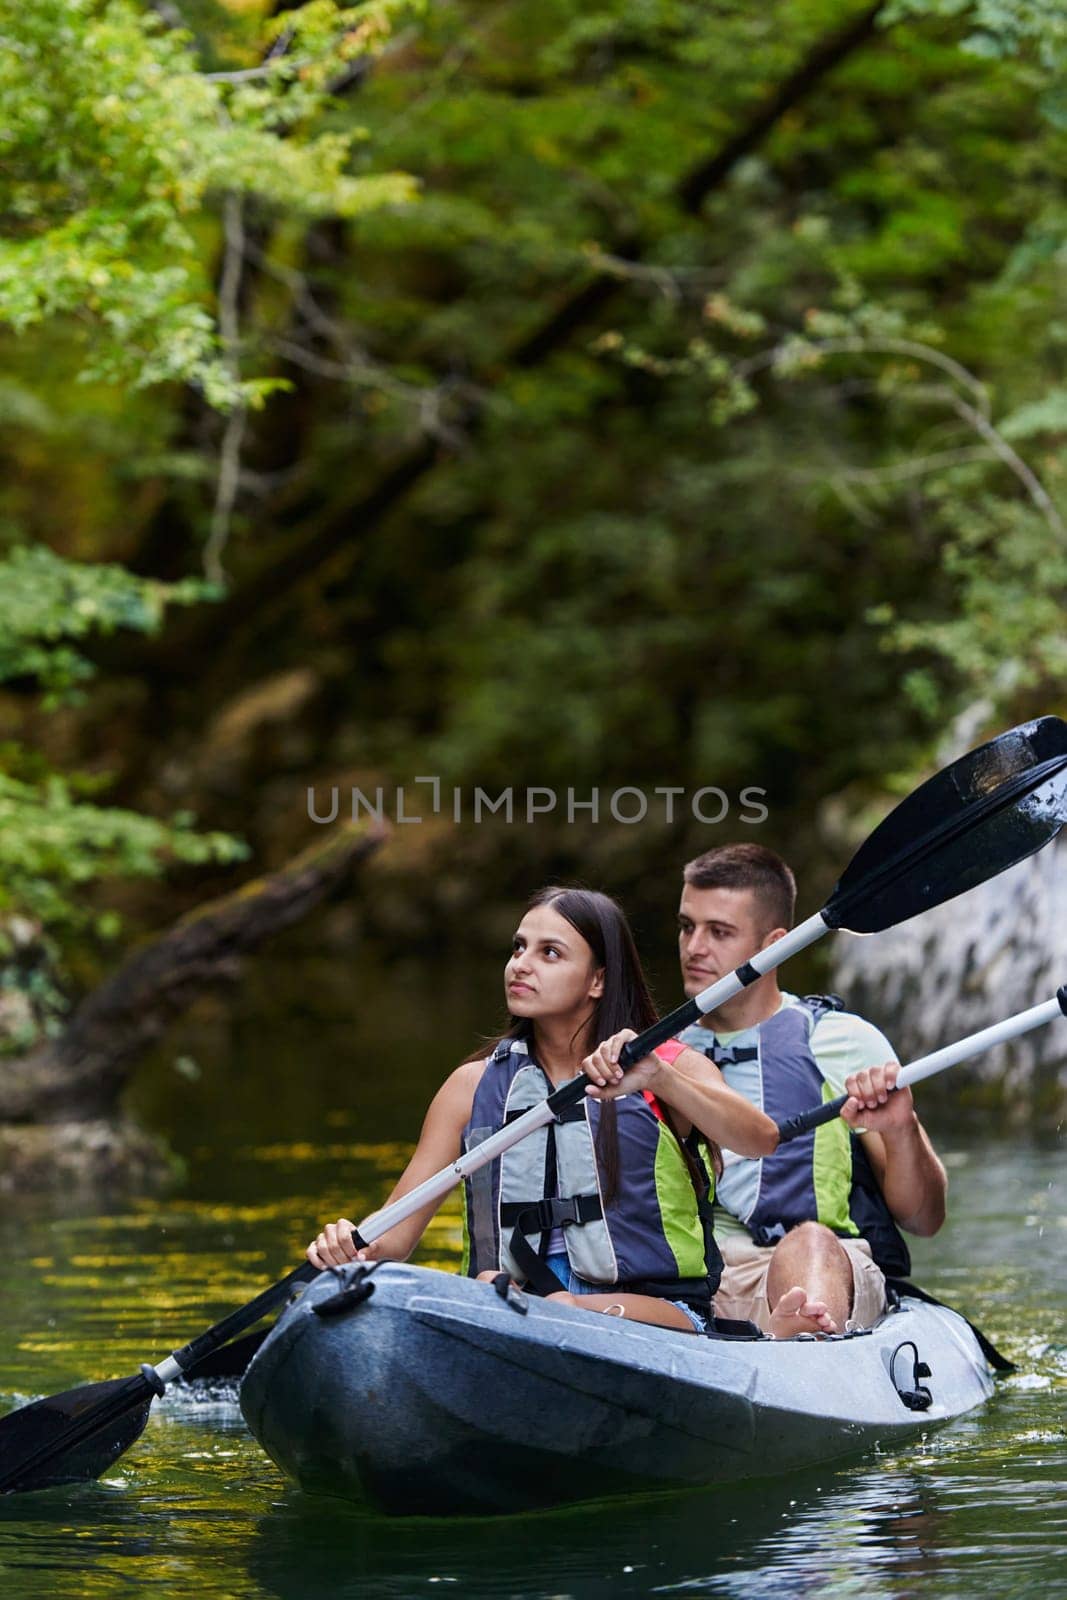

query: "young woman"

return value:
[308, 886, 779, 1333]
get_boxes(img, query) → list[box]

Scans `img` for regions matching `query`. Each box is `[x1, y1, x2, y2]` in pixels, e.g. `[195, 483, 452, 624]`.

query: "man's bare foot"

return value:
[768, 1284, 839, 1338]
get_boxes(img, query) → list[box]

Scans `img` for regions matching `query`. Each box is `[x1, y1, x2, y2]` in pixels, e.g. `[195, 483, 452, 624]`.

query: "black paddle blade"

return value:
[0, 1372, 156, 1494]
[826, 716, 1067, 934]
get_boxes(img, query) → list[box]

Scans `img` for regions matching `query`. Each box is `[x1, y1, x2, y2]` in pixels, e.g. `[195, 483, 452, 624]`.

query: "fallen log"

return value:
[0, 819, 386, 1127]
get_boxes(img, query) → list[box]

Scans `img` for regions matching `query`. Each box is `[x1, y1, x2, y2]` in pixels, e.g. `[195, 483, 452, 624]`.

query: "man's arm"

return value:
[653, 1049, 779, 1156]
[842, 1062, 947, 1236]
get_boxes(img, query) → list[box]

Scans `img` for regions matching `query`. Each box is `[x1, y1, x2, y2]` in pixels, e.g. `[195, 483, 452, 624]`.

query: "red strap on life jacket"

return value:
[642, 1040, 684, 1121]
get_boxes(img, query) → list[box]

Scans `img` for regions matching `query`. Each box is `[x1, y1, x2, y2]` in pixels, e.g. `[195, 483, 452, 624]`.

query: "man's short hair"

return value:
[682, 843, 796, 933]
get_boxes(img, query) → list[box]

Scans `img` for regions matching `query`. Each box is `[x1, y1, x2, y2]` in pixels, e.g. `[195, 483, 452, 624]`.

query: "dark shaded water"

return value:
[0, 953, 1064, 1598]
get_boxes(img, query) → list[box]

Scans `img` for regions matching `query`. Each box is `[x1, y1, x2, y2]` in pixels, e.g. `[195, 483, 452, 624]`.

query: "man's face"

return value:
[677, 885, 778, 1000]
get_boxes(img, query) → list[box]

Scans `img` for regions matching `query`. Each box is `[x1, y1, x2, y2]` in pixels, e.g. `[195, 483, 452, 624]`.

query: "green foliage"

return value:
[0, 0, 422, 1042]
[885, 0, 1066, 70]
[1000, 389, 1067, 440]
[1, 0, 1066, 1001]
[311, 0, 1063, 803]
[0, 760, 246, 1051]
[0, 545, 248, 1042]
[0, 770, 246, 937]
[0, 0, 418, 401]
[884, 0, 1067, 121]
[0, 545, 215, 705]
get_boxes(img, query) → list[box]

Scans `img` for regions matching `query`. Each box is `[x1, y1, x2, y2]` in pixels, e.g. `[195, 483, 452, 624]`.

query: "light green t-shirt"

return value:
[680, 992, 895, 1242]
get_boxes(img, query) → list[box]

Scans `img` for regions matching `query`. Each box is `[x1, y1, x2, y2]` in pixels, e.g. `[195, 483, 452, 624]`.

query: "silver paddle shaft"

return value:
[151, 1097, 562, 1385]
[276, 994, 1062, 1278]
[776, 986, 1067, 1143]
[692, 911, 830, 1015]
[355, 1098, 558, 1243]
[896, 993, 1066, 1090]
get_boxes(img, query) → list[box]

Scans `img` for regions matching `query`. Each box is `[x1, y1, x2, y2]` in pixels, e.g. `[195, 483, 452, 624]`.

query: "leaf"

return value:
[999, 388, 1067, 440]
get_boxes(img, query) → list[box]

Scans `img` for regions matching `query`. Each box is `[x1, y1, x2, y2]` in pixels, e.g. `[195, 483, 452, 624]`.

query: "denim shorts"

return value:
[544, 1252, 707, 1333]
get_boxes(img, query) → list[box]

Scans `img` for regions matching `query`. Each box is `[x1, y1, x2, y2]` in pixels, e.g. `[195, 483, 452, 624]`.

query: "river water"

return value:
[0, 952, 1063, 1598]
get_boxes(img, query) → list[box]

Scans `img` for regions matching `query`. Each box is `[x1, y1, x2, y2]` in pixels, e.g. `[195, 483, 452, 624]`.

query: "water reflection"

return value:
[243, 1469, 957, 1600]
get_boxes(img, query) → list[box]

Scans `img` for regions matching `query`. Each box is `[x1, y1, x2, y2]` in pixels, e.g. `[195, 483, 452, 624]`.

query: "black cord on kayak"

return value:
[889, 1340, 933, 1411]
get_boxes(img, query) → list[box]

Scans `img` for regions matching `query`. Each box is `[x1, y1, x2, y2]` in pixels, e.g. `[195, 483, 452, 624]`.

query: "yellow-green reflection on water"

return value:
[0, 953, 1064, 1599]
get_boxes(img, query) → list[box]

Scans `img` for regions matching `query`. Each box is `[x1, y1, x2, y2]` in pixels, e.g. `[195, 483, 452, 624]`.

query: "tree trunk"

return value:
[0, 819, 386, 1126]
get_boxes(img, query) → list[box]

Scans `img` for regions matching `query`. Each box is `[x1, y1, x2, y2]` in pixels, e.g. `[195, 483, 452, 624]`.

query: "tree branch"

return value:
[0, 820, 387, 1123]
[736, 335, 1063, 537]
[204, 190, 248, 587]
[677, 1, 888, 214]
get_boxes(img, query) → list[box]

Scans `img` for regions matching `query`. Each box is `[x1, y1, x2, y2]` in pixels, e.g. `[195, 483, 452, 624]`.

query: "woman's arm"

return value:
[307, 1059, 482, 1268]
[583, 1032, 778, 1156]
[654, 1049, 779, 1156]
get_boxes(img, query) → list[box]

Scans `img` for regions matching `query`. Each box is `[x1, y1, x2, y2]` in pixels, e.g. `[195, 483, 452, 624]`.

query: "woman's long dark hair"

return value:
[473, 886, 706, 1203]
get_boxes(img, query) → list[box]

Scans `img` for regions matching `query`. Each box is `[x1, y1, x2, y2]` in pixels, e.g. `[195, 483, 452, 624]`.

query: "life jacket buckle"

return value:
[750, 1222, 787, 1247]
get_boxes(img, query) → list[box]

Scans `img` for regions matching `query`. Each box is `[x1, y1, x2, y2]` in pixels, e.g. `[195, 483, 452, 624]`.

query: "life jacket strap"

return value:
[502, 1194, 604, 1298]
[503, 1102, 587, 1126]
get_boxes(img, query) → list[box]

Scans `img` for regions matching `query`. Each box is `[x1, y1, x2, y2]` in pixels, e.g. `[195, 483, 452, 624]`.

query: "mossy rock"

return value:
[0, 1119, 184, 1195]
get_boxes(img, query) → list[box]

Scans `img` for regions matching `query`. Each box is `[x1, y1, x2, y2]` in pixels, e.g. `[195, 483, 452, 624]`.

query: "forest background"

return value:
[0, 0, 1064, 1175]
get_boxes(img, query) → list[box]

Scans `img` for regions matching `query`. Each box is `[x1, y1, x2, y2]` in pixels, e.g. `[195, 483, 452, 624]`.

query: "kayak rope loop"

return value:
[312, 1262, 380, 1321]
[889, 1340, 933, 1411]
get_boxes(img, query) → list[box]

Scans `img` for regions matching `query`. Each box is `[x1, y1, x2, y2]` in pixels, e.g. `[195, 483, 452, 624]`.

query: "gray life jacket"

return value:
[680, 996, 911, 1278]
[462, 1038, 722, 1309]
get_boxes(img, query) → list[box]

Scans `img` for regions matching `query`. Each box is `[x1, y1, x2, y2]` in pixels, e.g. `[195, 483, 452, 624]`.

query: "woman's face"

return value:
[505, 904, 604, 1024]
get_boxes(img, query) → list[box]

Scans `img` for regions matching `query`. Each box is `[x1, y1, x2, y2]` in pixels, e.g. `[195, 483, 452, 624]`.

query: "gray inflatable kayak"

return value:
[239, 1261, 996, 1515]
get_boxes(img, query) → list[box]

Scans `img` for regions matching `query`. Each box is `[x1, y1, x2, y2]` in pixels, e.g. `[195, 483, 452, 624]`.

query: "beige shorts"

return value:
[712, 1232, 887, 1333]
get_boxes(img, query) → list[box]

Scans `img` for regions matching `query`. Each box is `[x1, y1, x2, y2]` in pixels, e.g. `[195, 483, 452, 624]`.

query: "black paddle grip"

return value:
[776, 1093, 847, 1144]
[546, 1073, 592, 1114]
[174, 1259, 319, 1373]
[618, 997, 702, 1068]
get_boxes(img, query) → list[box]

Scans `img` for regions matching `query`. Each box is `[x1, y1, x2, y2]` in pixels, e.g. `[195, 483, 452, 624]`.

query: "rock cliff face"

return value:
[830, 844, 1067, 1120]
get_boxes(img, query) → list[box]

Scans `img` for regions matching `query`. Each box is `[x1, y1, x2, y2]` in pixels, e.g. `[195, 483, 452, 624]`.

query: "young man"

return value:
[675, 843, 947, 1338]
